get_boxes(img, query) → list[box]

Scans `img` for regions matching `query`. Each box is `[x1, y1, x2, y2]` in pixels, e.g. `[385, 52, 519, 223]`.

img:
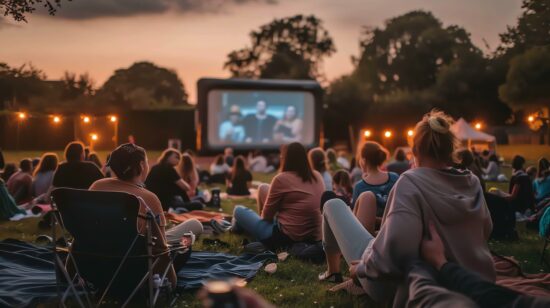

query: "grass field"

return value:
[1, 145, 549, 307]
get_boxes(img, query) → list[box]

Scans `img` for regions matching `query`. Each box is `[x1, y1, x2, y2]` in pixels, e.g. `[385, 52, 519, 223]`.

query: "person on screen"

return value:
[242, 100, 277, 143]
[219, 106, 245, 143]
[273, 105, 303, 142]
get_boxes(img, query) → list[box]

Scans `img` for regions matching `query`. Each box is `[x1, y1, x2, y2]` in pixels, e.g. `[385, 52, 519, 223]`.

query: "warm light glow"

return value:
[407, 129, 414, 137]
[53, 116, 61, 123]
[528, 115, 535, 123]
[475, 122, 482, 130]
[109, 115, 117, 123]
[18, 112, 26, 120]
[364, 130, 372, 138]
[90, 133, 98, 141]
[82, 116, 90, 123]
[384, 130, 392, 138]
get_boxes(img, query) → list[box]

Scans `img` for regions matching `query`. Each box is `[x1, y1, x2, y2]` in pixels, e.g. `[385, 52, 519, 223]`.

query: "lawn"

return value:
[1, 145, 549, 307]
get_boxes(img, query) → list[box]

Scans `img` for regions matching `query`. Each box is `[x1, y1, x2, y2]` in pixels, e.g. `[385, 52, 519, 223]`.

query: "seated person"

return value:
[320, 170, 353, 210]
[248, 150, 274, 173]
[505, 155, 536, 215]
[308, 147, 332, 191]
[456, 149, 485, 191]
[7, 158, 34, 205]
[409, 223, 550, 307]
[232, 142, 324, 250]
[386, 148, 410, 175]
[483, 154, 505, 181]
[53, 141, 104, 190]
[350, 141, 398, 233]
[226, 156, 253, 196]
[178, 153, 200, 199]
[320, 111, 495, 307]
[534, 158, 550, 204]
[145, 149, 202, 212]
[336, 151, 351, 170]
[209, 154, 231, 184]
[31, 153, 58, 200]
[273, 105, 303, 143]
[90, 144, 204, 287]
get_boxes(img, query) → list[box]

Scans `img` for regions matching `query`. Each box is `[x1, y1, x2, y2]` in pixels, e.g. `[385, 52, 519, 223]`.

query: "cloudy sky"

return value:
[0, 0, 522, 102]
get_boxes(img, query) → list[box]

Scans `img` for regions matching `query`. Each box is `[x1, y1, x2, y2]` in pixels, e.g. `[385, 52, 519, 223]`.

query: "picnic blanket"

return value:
[166, 210, 230, 224]
[493, 254, 550, 297]
[0, 239, 275, 307]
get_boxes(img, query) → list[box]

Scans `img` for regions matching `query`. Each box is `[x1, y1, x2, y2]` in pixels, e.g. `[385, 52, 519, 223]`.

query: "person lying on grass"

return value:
[320, 110, 495, 307]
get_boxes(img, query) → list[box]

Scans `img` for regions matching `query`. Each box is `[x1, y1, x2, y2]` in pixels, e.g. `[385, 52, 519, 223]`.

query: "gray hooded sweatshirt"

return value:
[356, 167, 496, 307]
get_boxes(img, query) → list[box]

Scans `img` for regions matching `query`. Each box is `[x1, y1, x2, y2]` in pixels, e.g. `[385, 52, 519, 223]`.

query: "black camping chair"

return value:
[51, 188, 186, 308]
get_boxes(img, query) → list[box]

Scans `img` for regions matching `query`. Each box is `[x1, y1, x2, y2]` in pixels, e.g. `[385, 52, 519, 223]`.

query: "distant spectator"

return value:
[386, 148, 411, 175]
[320, 170, 353, 210]
[456, 149, 485, 191]
[210, 154, 231, 175]
[483, 154, 506, 181]
[227, 156, 253, 196]
[248, 150, 274, 173]
[326, 149, 341, 172]
[534, 158, 550, 203]
[336, 151, 350, 170]
[88, 152, 103, 171]
[526, 165, 537, 182]
[31, 157, 40, 173]
[508, 155, 535, 215]
[308, 147, 332, 191]
[52, 141, 104, 190]
[1, 163, 17, 183]
[178, 153, 200, 198]
[31, 153, 58, 198]
[349, 157, 362, 184]
[7, 158, 33, 204]
[224, 147, 235, 167]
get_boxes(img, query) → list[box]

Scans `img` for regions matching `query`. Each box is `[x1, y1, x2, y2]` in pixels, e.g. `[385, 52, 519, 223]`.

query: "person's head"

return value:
[412, 110, 458, 167]
[537, 157, 550, 179]
[284, 106, 297, 121]
[231, 156, 248, 180]
[158, 148, 181, 166]
[394, 149, 407, 162]
[19, 158, 32, 173]
[526, 166, 537, 181]
[107, 143, 148, 182]
[511, 155, 526, 171]
[34, 153, 58, 176]
[482, 150, 490, 157]
[282, 142, 317, 183]
[214, 154, 224, 166]
[84, 147, 90, 160]
[256, 100, 267, 115]
[488, 154, 499, 163]
[179, 153, 196, 178]
[456, 149, 474, 169]
[229, 111, 241, 124]
[308, 147, 327, 173]
[224, 147, 234, 157]
[332, 170, 352, 194]
[88, 152, 102, 169]
[326, 148, 337, 164]
[2, 163, 17, 181]
[359, 141, 389, 171]
[64, 141, 85, 162]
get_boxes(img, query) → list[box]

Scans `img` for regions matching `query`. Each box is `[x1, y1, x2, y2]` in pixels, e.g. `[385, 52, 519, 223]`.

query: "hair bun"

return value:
[428, 116, 449, 134]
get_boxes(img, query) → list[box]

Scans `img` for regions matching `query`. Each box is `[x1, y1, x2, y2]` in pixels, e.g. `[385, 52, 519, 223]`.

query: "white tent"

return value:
[450, 118, 496, 149]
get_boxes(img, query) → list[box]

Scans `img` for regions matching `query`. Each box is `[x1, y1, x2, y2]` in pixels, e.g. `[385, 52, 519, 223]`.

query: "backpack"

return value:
[288, 241, 325, 263]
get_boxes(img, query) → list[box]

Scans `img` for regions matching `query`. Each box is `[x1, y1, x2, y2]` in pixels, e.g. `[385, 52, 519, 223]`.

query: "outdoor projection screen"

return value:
[196, 78, 322, 153]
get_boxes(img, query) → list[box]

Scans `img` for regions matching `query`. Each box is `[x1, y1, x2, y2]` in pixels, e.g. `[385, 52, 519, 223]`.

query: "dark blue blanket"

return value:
[0, 239, 275, 307]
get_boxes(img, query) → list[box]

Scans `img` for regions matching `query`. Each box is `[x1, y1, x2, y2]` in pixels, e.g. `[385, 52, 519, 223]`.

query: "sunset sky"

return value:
[0, 0, 523, 102]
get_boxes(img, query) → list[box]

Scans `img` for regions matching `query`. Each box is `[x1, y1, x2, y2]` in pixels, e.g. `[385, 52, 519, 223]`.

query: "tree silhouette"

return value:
[1, 0, 65, 22]
[224, 14, 335, 80]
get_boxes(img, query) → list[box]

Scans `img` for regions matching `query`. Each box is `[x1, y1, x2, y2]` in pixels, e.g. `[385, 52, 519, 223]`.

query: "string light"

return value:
[364, 130, 372, 138]
[90, 133, 98, 141]
[475, 122, 482, 130]
[528, 115, 535, 123]
[82, 116, 90, 123]
[384, 130, 392, 138]
[18, 112, 26, 120]
[109, 115, 117, 123]
[53, 116, 61, 124]
[407, 129, 414, 137]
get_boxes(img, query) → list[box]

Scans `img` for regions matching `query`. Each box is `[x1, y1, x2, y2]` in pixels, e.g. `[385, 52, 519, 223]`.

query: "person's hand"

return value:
[420, 222, 447, 270]
[349, 260, 361, 280]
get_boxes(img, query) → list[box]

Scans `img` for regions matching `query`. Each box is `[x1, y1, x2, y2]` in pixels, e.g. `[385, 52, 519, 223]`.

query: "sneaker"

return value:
[318, 271, 343, 283]
[210, 219, 231, 234]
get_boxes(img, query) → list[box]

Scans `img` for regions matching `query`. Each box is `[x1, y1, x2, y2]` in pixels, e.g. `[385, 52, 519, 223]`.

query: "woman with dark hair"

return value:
[506, 155, 535, 215]
[31, 153, 58, 198]
[232, 142, 324, 249]
[534, 158, 550, 203]
[178, 153, 200, 198]
[273, 105, 303, 142]
[145, 149, 202, 211]
[52, 141, 103, 190]
[320, 170, 353, 210]
[320, 111, 494, 305]
[88, 152, 103, 170]
[308, 147, 332, 191]
[90, 143, 203, 288]
[1, 163, 17, 183]
[226, 156, 253, 196]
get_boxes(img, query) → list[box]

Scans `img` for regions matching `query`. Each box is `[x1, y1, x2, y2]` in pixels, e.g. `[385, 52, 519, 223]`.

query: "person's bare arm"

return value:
[175, 179, 191, 192]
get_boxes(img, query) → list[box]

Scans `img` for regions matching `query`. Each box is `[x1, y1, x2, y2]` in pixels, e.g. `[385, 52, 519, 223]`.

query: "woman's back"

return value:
[32, 170, 55, 197]
[534, 176, 550, 201]
[365, 167, 495, 304]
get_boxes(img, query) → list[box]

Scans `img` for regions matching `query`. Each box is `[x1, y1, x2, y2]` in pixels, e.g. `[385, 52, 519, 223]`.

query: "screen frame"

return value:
[197, 78, 323, 153]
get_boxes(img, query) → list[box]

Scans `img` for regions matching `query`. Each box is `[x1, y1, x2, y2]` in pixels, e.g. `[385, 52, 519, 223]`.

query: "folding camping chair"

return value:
[51, 188, 186, 308]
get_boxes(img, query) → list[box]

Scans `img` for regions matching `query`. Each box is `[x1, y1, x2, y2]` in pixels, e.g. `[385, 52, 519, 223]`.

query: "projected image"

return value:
[207, 90, 315, 148]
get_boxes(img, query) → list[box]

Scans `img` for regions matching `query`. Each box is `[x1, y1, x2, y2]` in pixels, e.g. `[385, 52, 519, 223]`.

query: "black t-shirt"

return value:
[242, 114, 277, 142]
[509, 170, 535, 213]
[145, 164, 188, 209]
[53, 161, 104, 189]
[227, 170, 252, 196]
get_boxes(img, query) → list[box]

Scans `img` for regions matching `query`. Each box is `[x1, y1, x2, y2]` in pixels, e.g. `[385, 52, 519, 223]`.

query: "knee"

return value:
[185, 218, 204, 236]
[323, 198, 348, 217]
[356, 191, 376, 207]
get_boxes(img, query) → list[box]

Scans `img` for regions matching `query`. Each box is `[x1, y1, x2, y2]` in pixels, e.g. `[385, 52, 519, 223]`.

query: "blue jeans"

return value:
[232, 205, 275, 241]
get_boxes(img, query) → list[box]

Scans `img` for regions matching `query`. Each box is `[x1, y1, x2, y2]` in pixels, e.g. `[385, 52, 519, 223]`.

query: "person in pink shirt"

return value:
[232, 142, 325, 249]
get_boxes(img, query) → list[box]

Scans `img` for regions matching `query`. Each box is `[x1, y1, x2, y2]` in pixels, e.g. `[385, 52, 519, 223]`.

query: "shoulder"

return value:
[388, 172, 400, 181]
[89, 177, 114, 190]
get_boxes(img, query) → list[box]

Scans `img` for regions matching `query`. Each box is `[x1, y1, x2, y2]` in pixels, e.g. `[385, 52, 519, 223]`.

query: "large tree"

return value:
[97, 61, 188, 110]
[224, 14, 335, 80]
[0, 62, 46, 110]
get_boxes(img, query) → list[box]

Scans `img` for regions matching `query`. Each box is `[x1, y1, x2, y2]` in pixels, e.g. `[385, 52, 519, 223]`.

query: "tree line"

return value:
[1, 0, 549, 128]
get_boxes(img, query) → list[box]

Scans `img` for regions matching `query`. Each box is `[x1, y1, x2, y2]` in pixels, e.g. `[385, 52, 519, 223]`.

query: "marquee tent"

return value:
[450, 118, 496, 149]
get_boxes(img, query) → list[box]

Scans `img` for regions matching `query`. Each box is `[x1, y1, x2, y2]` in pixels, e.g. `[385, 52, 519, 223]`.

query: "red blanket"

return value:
[493, 254, 550, 297]
[165, 210, 230, 224]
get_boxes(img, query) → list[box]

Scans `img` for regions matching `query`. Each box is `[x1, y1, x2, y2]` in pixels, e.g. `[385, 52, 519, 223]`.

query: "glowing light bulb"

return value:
[407, 130, 414, 137]
[18, 112, 26, 119]
[53, 116, 61, 123]
[83, 116, 90, 123]
[110, 115, 117, 122]
[364, 130, 372, 138]
[384, 130, 392, 138]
